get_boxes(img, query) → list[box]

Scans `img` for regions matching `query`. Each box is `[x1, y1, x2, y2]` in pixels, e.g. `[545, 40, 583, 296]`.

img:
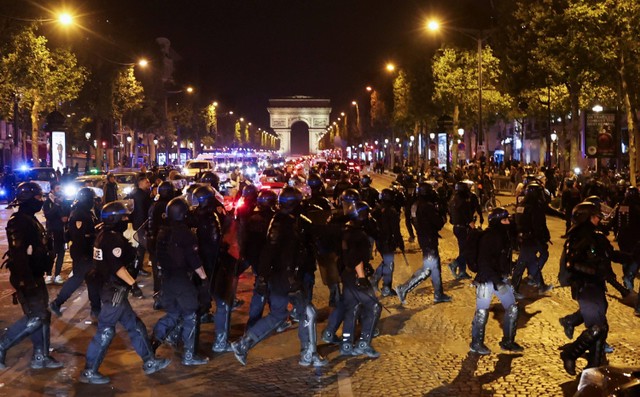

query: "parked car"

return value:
[112, 172, 139, 198]
[258, 168, 286, 190]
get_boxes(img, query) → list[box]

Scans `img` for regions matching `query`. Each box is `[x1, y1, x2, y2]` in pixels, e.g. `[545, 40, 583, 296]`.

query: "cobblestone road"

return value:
[0, 173, 638, 397]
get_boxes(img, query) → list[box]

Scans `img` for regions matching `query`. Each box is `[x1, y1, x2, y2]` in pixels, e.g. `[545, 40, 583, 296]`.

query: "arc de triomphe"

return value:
[267, 96, 331, 155]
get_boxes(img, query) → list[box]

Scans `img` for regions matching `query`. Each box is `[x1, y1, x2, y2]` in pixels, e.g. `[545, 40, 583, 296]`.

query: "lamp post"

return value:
[427, 20, 494, 148]
[85, 132, 91, 171]
[550, 131, 558, 167]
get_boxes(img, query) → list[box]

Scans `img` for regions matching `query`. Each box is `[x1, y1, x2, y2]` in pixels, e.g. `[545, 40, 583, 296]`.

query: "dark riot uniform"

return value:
[0, 184, 62, 370]
[338, 209, 382, 358]
[231, 187, 327, 368]
[512, 184, 552, 296]
[611, 192, 640, 290]
[395, 188, 451, 304]
[448, 183, 483, 279]
[561, 183, 582, 234]
[371, 198, 404, 296]
[560, 217, 614, 375]
[152, 218, 209, 366]
[81, 203, 169, 384]
[42, 191, 68, 280]
[50, 199, 102, 317]
[469, 209, 522, 355]
[147, 196, 171, 295]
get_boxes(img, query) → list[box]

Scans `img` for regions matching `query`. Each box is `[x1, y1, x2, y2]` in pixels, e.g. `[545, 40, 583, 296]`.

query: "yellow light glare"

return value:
[426, 20, 440, 32]
[138, 59, 148, 67]
[58, 13, 73, 26]
[386, 63, 395, 72]
[186, 86, 194, 93]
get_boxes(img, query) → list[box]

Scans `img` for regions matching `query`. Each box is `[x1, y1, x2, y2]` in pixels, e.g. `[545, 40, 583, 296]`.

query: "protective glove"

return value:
[255, 276, 268, 296]
[130, 283, 143, 299]
[356, 277, 372, 291]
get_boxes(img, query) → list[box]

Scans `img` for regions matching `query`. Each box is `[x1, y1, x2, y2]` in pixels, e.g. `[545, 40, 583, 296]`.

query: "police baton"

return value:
[401, 250, 410, 267]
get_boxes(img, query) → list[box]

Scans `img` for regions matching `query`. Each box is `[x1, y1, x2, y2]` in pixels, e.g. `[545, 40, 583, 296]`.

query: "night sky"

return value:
[79, 0, 493, 128]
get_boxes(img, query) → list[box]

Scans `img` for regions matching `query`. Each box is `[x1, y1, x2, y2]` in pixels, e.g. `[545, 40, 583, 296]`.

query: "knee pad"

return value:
[372, 302, 382, 318]
[99, 327, 116, 347]
[506, 303, 519, 318]
[183, 313, 198, 327]
[25, 316, 43, 333]
[351, 303, 362, 318]
[305, 304, 317, 324]
[587, 324, 608, 339]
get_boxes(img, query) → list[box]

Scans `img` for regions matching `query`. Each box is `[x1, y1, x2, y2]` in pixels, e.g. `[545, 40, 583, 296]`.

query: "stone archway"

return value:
[290, 121, 310, 155]
[267, 96, 332, 155]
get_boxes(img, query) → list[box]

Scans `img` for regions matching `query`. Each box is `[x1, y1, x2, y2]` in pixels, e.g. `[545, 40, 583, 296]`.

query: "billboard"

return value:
[51, 131, 66, 170]
[583, 110, 618, 158]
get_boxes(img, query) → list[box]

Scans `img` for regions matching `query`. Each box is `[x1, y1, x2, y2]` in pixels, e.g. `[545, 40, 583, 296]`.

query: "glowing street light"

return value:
[366, 86, 373, 92]
[138, 58, 149, 68]
[186, 86, 194, 94]
[426, 19, 440, 32]
[386, 63, 396, 72]
[58, 12, 73, 26]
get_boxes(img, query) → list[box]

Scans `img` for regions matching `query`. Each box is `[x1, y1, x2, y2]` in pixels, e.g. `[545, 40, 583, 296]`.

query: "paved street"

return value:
[0, 174, 639, 397]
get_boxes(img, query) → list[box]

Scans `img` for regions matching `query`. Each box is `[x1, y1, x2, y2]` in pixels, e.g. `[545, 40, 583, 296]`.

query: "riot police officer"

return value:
[0, 182, 63, 370]
[50, 188, 102, 320]
[80, 201, 170, 384]
[395, 182, 452, 304]
[513, 182, 553, 297]
[611, 186, 640, 290]
[42, 181, 68, 284]
[359, 174, 379, 208]
[245, 189, 278, 328]
[200, 171, 221, 191]
[560, 202, 612, 375]
[448, 181, 483, 279]
[339, 201, 382, 358]
[152, 198, 209, 366]
[191, 185, 230, 351]
[372, 188, 404, 296]
[399, 172, 417, 242]
[470, 208, 523, 355]
[147, 181, 175, 307]
[306, 173, 327, 198]
[560, 178, 582, 237]
[232, 187, 327, 367]
[333, 172, 353, 204]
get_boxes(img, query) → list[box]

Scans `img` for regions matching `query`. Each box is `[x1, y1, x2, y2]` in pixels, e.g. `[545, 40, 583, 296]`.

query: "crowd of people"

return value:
[0, 159, 639, 386]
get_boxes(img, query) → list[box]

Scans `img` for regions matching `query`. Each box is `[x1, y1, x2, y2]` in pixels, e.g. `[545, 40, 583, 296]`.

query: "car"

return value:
[183, 160, 213, 179]
[323, 169, 343, 197]
[61, 178, 104, 203]
[15, 167, 57, 194]
[259, 168, 286, 189]
[111, 172, 139, 198]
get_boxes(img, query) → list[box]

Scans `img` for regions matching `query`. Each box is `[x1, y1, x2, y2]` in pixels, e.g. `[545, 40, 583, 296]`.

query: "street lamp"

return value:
[427, 19, 494, 148]
[550, 131, 558, 166]
[85, 132, 91, 170]
[386, 63, 396, 72]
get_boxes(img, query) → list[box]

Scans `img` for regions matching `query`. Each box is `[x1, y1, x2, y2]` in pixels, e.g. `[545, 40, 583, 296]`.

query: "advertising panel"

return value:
[583, 110, 618, 158]
[51, 131, 66, 170]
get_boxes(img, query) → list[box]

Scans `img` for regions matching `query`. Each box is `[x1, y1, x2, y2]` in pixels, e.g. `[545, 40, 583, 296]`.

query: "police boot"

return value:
[328, 283, 340, 308]
[152, 291, 163, 311]
[395, 269, 430, 305]
[353, 302, 382, 358]
[586, 336, 609, 369]
[30, 324, 63, 369]
[0, 315, 45, 369]
[560, 324, 607, 376]
[380, 285, 397, 297]
[79, 327, 114, 384]
[164, 319, 183, 349]
[559, 312, 581, 339]
[433, 278, 452, 304]
[511, 266, 524, 300]
[370, 265, 382, 292]
[231, 333, 258, 366]
[142, 357, 171, 375]
[499, 304, 524, 352]
[298, 305, 328, 367]
[447, 260, 459, 278]
[470, 309, 491, 355]
[321, 328, 341, 344]
[181, 314, 209, 366]
[212, 308, 233, 353]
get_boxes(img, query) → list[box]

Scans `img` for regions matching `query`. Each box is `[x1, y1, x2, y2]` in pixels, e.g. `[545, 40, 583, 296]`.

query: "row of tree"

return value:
[358, 0, 640, 184]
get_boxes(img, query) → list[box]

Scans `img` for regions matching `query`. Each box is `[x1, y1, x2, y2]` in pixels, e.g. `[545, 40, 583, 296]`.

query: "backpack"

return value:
[463, 227, 485, 273]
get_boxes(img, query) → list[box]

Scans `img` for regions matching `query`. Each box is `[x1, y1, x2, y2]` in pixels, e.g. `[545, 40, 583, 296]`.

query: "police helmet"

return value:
[571, 202, 602, 225]
[583, 195, 604, 211]
[199, 171, 220, 189]
[75, 187, 96, 209]
[417, 182, 434, 198]
[380, 188, 395, 203]
[307, 173, 323, 189]
[278, 186, 303, 211]
[101, 200, 132, 225]
[257, 189, 278, 210]
[565, 178, 575, 187]
[157, 181, 175, 201]
[626, 186, 640, 202]
[488, 207, 510, 227]
[166, 197, 190, 222]
[340, 188, 360, 204]
[350, 201, 370, 222]
[616, 179, 628, 190]
[193, 185, 222, 209]
[524, 182, 544, 201]
[14, 182, 43, 204]
[454, 181, 469, 193]
[241, 184, 259, 201]
[360, 174, 372, 187]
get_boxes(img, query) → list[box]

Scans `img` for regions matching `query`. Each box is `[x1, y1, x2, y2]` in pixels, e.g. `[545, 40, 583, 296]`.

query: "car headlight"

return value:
[63, 184, 78, 199]
[0, 188, 6, 197]
[123, 186, 133, 195]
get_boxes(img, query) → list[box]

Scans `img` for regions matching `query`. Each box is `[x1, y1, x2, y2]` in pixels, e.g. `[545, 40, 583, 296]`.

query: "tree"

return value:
[0, 25, 86, 165]
[111, 66, 144, 130]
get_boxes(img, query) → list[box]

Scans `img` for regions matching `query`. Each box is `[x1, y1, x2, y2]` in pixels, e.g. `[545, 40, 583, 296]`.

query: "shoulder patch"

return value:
[93, 247, 103, 260]
[112, 248, 122, 258]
